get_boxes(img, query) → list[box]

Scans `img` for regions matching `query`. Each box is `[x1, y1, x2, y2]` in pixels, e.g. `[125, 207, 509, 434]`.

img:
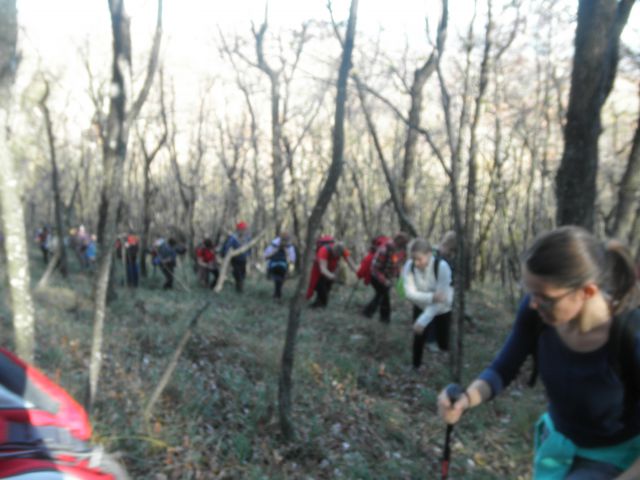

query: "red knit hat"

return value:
[236, 221, 248, 231]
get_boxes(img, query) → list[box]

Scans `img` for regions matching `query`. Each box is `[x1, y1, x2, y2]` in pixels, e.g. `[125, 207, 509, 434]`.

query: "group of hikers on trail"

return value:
[262, 225, 640, 478]
[26, 218, 640, 478]
[35, 224, 98, 269]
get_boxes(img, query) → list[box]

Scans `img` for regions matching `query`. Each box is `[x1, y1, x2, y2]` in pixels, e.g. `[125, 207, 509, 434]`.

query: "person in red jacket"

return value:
[363, 232, 410, 323]
[356, 236, 391, 286]
[196, 238, 218, 288]
[306, 240, 358, 308]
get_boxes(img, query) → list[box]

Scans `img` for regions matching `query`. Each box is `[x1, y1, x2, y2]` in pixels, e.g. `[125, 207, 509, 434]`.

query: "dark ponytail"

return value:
[604, 240, 640, 314]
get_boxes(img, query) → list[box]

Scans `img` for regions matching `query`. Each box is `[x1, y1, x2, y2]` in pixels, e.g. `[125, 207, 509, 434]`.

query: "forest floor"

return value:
[0, 251, 546, 479]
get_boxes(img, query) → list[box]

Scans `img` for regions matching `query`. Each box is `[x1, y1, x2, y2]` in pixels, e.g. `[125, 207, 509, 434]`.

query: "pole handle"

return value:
[445, 383, 464, 404]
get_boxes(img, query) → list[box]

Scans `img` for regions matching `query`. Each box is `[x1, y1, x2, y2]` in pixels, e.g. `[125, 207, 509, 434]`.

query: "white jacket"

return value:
[403, 254, 453, 327]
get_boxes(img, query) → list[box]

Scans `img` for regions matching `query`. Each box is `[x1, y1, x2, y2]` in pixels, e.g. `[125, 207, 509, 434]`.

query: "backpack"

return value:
[268, 243, 289, 272]
[315, 235, 335, 253]
[0, 348, 128, 479]
[432, 249, 453, 285]
[528, 307, 640, 418]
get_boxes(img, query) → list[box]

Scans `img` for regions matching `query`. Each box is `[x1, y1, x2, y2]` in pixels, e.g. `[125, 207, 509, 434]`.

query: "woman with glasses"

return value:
[437, 226, 640, 479]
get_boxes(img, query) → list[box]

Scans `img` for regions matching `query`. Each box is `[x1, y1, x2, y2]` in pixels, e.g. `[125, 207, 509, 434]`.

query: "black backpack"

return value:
[268, 244, 289, 272]
[433, 250, 452, 284]
[529, 307, 640, 417]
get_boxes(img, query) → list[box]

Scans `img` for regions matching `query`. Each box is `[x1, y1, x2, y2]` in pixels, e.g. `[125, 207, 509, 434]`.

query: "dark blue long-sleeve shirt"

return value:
[222, 234, 251, 261]
[479, 297, 640, 448]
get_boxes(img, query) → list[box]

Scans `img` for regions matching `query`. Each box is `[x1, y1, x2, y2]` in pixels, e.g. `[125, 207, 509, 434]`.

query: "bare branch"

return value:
[128, 0, 163, 122]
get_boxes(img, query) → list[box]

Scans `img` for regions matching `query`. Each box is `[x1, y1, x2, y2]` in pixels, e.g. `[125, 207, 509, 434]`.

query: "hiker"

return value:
[196, 238, 219, 289]
[158, 238, 178, 290]
[85, 234, 97, 271]
[403, 237, 454, 369]
[264, 232, 296, 299]
[222, 222, 251, 293]
[356, 235, 390, 286]
[410, 230, 456, 355]
[306, 239, 358, 308]
[124, 232, 140, 287]
[150, 237, 164, 275]
[35, 226, 50, 263]
[437, 226, 640, 479]
[75, 224, 91, 268]
[363, 232, 410, 323]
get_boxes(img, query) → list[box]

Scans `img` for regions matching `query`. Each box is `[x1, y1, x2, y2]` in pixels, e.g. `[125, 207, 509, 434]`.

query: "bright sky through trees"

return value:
[13, 0, 639, 152]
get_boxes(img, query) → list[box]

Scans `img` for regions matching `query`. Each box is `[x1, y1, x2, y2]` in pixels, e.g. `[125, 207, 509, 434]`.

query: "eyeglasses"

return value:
[526, 288, 577, 311]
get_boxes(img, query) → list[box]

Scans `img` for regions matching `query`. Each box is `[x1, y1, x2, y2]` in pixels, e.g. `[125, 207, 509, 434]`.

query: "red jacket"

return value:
[196, 246, 216, 264]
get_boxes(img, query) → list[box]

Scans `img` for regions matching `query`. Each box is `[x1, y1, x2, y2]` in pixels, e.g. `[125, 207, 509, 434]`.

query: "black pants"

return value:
[412, 308, 451, 368]
[198, 266, 219, 289]
[363, 277, 391, 323]
[231, 258, 247, 292]
[311, 276, 333, 307]
[126, 260, 139, 287]
[160, 262, 175, 289]
[269, 265, 287, 298]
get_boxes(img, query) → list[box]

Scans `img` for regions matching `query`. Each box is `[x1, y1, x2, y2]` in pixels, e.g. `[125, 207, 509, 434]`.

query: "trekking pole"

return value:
[441, 383, 464, 480]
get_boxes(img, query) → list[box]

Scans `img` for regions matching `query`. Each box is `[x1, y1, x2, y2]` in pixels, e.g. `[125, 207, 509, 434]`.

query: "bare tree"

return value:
[251, 11, 286, 231]
[38, 79, 69, 277]
[278, 0, 358, 441]
[89, 0, 162, 410]
[353, 74, 419, 237]
[399, 0, 448, 231]
[163, 76, 208, 260]
[136, 84, 167, 278]
[607, 92, 640, 242]
[555, 0, 635, 229]
[0, 0, 36, 362]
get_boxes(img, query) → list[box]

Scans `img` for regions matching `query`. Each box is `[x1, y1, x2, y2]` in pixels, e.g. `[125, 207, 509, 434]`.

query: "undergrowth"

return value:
[0, 251, 544, 479]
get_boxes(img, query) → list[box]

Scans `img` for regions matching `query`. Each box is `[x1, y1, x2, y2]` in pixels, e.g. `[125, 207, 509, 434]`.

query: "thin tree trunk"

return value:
[278, 0, 358, 442]
[140, 158, 151, 277]
[38, 80, 69, 277]
[143, 301, 211, 420]
[89, 0, 162, 411]
[463, 0, 493, 288]
[253, 15, 284, 232]
[0, 0, 36, 362]
[354, 75, 419, 237]
[399, 0, 448, 229]
[608, 94, 640, 241]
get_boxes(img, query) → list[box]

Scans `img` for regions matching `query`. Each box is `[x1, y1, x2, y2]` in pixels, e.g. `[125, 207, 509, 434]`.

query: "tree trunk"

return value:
[400, 0, 448, 229]
[354, 75, 419, 237]
[140, 158, 151, 277]
[139, 121, 166, 278]
[89, 0, 162, 410]
[253, 17, 284, 232]
[0, 0, 36, 363]
[555, 0, 634, 229]
[38, 80, 69, 277]
[463, 1, 493, 289]
[278, 0, 358, 442]
[607, 97, 640, 242]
